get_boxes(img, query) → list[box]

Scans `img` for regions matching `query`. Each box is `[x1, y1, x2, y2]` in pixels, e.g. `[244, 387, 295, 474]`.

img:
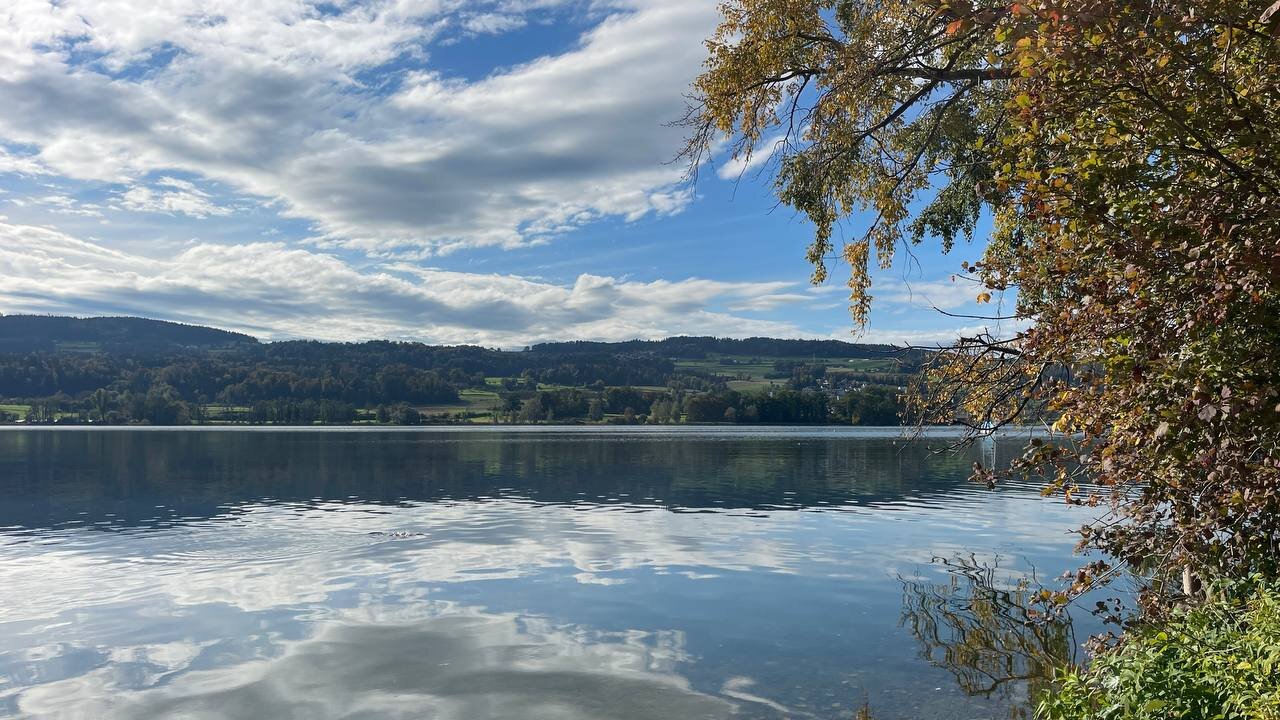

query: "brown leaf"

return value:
[1263, 0, 1280, 33]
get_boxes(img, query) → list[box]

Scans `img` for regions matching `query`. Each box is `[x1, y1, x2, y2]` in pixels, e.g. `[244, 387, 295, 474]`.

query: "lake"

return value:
[0, 427, 1092, 719]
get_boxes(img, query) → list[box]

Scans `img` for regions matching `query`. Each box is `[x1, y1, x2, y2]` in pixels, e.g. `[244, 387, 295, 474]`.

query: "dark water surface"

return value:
[0, 428, 1090, 719]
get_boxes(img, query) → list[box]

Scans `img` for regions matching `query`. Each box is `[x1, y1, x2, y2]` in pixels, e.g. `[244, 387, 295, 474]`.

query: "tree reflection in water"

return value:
[899, 555, 1079, 719]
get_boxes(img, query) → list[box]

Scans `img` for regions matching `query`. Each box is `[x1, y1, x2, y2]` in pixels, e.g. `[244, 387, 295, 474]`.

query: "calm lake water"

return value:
[0, 427, 1092, 719]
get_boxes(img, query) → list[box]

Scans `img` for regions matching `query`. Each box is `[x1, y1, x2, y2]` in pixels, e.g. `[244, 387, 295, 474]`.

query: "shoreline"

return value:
[0, 423, 1051, 436]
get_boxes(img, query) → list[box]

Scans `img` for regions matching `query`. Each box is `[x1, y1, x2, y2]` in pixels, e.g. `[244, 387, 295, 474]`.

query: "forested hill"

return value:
[0, 315, 920, 426]
[529, 337, 900, 359]
[0, 315, 258, 353]
[0, 315, 905, 361]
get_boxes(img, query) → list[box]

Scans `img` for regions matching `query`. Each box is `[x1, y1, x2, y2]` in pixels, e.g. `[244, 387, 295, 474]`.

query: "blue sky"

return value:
[0, 0, 1008, 347]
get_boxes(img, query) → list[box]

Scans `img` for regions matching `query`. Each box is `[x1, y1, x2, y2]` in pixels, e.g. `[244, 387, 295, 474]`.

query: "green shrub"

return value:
[1040, 586, 1280, 720]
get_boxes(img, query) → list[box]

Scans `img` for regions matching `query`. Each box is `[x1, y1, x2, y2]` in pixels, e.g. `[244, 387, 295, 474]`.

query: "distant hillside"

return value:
[0, 315, 922, 427]
[0, 315, 912, 360]
[530, 336, 904, 359]
[0, 315, 259, 353]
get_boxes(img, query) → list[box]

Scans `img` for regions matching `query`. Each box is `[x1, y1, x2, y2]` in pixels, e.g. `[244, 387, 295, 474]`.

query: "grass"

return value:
[675, 354, 898, 386]
[0, 404, 30, 420]
[418, 388, 503, 417]
[1040, 583, 1280, 719]
[674, 358, 776, 376]
[725, 379, 780, 393]
[53, 341, 101, 354]
[459, 388, 500, 402]
[202, 404, 251, 417]
[836, 358, 898, 371]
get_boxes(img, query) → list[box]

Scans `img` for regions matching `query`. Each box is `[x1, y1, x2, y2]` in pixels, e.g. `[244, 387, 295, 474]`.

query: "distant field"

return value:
[203, 404, 250, 417]
[836, 358, 898, 371]
[675, 356, 761, 371]
[725, 379, 778, 393]
[459, 388, 501, 408]
[676, 354, 898, 387]
[52, 342, 102, 354]
[0, 404, 29, 419]
[419, 388, 502, 417]
[528, 383, 559, 391]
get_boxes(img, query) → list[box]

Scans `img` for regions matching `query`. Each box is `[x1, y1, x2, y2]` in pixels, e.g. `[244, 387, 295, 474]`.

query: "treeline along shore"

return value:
[0, 315, 922, 426]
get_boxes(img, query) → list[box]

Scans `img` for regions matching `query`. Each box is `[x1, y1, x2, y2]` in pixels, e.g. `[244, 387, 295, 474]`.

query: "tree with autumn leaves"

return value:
[683, 0, 1280, 617]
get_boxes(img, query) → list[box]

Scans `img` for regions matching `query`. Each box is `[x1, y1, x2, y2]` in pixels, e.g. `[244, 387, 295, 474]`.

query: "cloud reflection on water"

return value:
[0, 430, 1091, 719]
[16, 605, 741, 720]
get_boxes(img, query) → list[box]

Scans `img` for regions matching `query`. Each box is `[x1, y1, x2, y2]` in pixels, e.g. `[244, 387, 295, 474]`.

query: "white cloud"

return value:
[20, 193, 105, 217]
[725, 292, 810, 312]
[876, 278, 1008, 312]
[0, 1, 991, 345]
[716, 131, 788, 181]
[0, 146, 50, 176]
[117, 178, 231, 218]
[835, 321, 1030, 347]
[0, 221, 812, 346]
[0, 0, 719, 252]
[461, 12, 528, 35]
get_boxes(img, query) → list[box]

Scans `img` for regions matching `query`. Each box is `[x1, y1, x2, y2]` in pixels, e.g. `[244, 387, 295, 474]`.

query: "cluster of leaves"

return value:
[1039, 582, 1280, 720]
[685, 0, 1280, 607]
[975, 0, 1280, 604]
[682, 0, 1013, 324]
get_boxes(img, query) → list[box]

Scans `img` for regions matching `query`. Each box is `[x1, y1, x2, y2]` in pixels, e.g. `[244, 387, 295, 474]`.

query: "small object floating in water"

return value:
[367, 530, 426, 538]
